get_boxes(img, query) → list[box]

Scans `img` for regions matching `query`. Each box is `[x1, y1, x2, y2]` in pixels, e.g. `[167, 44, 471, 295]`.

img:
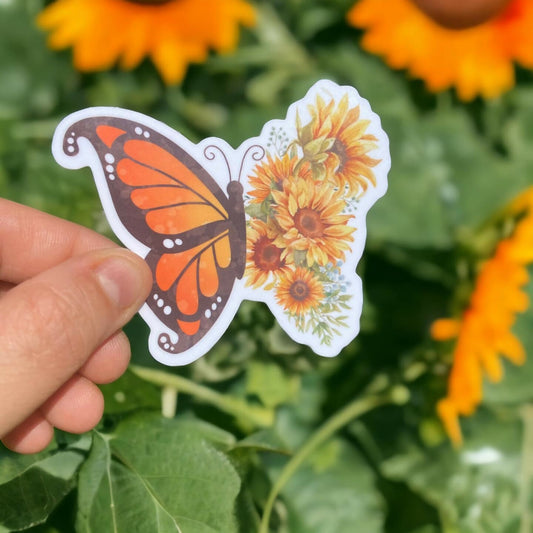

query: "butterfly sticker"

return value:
[52, 80, 390, 366]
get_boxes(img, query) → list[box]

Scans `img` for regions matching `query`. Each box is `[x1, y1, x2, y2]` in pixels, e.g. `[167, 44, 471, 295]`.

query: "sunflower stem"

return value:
[258, 384, 409, 533]
[519, 404, 533, 533]
[161, 386, 178, 419]
[131, 365, 274, 428]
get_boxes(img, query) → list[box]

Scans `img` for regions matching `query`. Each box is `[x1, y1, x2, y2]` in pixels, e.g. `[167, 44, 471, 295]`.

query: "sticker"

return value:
[52, 80, 390, 366]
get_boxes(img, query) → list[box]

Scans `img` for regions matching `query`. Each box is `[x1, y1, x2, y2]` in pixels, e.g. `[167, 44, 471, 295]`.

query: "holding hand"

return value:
[0, 199, 151, 454]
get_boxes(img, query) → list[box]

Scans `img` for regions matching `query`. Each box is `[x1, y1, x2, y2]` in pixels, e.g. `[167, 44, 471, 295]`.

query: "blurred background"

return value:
[1, 0, 533, 531]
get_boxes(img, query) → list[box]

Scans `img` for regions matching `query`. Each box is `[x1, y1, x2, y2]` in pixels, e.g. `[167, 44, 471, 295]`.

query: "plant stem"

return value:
[258, 386, 407, 533]
[520, 404, 533, 533]
[161, 386, 178, 419]
[130, 365, 274, 428]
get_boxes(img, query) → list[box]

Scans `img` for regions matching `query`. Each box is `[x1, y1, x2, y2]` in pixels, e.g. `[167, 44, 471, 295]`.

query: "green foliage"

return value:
[280, 440, 384, 533]
[2, 0, 533, 531]
[77, 415, 241, 532]
[0, 447, 85, 531]
[382, 412, 525, 533]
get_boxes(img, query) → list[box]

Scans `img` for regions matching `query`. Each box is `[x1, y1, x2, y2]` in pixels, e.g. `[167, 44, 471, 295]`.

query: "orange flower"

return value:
[272, 177, 355, 267]
[275, 267, 324, 316]
[299, 94, 380, 196]
[37, 0, 255, 84]
[432, 189, 533, 445]
[248, 153, 311, 204]
[245, 219, 289, 289]
[347, 0, 533, 100]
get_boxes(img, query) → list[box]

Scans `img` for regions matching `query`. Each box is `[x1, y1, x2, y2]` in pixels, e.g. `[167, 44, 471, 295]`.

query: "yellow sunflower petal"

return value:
[432, 186, 533, 444]
[348, 0, 533, 100]
[37, 0, 256, 84]
[437, 399, 463, 447]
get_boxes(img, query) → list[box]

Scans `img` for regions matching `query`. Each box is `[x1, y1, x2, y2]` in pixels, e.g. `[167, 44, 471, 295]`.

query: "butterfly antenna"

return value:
[238, 145, 266, 183]
[204, 145, 232, 183]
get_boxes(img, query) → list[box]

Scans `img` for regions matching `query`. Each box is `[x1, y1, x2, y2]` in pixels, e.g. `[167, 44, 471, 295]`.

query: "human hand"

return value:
[0, 199, 152, 454]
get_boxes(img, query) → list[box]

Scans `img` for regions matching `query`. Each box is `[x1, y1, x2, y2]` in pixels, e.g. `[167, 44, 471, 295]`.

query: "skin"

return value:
[0, 199, 152, 454]
[412, 0, 512, 29]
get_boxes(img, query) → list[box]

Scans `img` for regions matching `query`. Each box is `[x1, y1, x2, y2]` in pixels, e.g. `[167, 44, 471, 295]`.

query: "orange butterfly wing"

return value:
[63, 117, 246, 355]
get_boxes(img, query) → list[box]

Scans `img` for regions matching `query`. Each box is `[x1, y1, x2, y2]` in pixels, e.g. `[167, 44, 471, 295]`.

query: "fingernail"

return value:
[94, 253, 145, 309]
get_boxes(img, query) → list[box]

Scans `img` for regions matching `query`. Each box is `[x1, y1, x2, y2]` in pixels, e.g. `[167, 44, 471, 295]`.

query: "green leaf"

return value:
[382, 412, 524, 533]
[503, 86, 533, 166]
[77, 413, 242, 532]
[231, 430, 290, 455]
[369, 106, 528, 248]
[279, 439, 384, 533]
[0, 447, 84, 531]
[246, 360, 300, 409]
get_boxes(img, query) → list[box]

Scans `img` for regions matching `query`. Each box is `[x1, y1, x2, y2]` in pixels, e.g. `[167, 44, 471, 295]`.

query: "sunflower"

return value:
[432, 187, 533, 445]
[347, 0, 533, 100]
[37, 0, 256, 84]
[275, 267, 324, 316]
[298, 93, 380, 196]
[245, 219, 290, 289]
[248, 152, 311, 205]
[272, 177, 355, 267]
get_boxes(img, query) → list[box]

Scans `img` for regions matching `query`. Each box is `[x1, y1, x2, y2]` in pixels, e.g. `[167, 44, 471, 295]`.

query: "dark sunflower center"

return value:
[289, 280, 310, 302]
[331, 138, 348, 172]
[411, 0, 512, 29]
[253, 236, 284, 271]
[294, 208, 324, 239]
[127, 0, 174, 5]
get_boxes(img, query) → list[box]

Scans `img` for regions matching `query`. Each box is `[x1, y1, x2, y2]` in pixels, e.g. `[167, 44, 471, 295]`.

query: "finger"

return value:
[1, 412, 54, 455]
[79, 330, 131, 384]
[0, 248, 152, 438]
[0, 198, 117, 284]
[0, 280, 14, 298]
[41, 375, 104, 434]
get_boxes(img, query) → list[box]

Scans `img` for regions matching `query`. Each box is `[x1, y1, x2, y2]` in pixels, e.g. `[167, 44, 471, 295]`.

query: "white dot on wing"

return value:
[105, 153, 115, 163]
[163, 239, 174, 249]
[143, 131, 150, 138]
[175, 238, 183, 246]
[205, 309, 211, 318]
[211, 303, 217, 311]
[108, 174, 115, 181]
[153, 294, 159, 300]
[67, 138, 74, 145]
[157, 299, 164, 308]
[160, 335, 167, 343]
[135, 127, 142, 135]
[217, 296, 222, 303]
[67, 146, 75, 153]
[163, 306, 171, 315]
[106, 164, 114, 173]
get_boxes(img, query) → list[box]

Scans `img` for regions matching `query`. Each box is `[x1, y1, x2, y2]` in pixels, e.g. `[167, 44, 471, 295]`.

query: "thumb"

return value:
[0, 248, 151, 437]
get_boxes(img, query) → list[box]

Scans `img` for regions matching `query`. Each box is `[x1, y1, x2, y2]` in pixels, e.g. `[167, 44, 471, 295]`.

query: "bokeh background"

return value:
[2, 0, 533, 532]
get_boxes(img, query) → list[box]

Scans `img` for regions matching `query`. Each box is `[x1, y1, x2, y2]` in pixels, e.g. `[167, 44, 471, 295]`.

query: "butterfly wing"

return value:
[55, 111, 246, 359]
